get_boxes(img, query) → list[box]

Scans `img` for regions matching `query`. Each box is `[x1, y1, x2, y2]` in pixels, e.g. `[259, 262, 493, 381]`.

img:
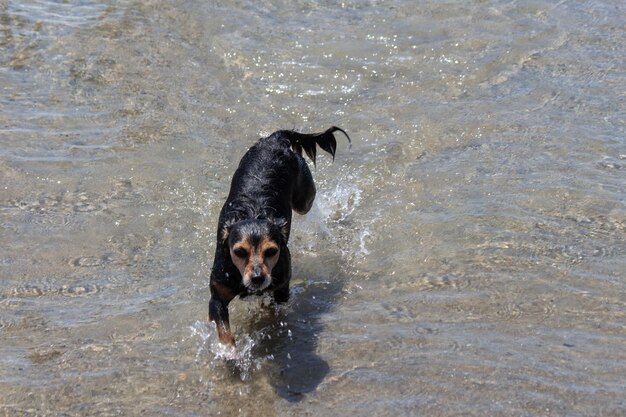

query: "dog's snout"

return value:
[250, 275, 265, 286]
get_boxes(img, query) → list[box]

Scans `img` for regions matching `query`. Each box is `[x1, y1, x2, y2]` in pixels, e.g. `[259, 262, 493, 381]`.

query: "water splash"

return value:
[189, 320, 264, 381]
[316, 181, 362, 223]
[358, 226, 371, 256]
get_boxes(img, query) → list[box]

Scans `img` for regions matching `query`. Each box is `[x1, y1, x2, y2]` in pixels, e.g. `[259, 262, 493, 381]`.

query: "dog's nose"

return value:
[250, 275, 265, 286]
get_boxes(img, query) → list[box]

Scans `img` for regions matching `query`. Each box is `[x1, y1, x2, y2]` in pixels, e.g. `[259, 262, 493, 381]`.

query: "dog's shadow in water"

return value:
[246, 273, 344, 402]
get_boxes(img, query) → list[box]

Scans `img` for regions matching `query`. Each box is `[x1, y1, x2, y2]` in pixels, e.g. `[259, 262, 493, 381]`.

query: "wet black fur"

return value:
[208, 126, 350, 345]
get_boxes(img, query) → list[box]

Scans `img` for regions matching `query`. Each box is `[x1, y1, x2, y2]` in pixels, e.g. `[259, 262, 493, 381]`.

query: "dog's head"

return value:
[223, 218, 287, 292]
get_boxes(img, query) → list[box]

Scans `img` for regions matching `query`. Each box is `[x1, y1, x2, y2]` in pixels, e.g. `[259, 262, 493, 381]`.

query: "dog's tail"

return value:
[276, 126, 351, 165]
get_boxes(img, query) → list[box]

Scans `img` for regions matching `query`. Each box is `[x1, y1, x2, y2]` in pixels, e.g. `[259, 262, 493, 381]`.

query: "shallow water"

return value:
[1, 0, 625, 415]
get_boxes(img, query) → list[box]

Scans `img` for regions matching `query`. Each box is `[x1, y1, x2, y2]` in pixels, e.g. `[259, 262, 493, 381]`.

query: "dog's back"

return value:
[219, 127, 350, 242]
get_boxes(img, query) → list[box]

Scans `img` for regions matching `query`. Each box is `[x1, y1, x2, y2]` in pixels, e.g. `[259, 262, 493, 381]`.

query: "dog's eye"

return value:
[264, 247, 279, 258]
[233, 248, 248, 258]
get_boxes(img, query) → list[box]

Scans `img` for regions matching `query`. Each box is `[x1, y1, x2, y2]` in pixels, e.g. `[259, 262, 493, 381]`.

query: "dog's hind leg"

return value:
[291, 155, 316, 215]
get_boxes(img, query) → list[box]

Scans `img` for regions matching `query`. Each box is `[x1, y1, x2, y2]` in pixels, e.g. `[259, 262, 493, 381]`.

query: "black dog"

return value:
[208, 126, 350, 345]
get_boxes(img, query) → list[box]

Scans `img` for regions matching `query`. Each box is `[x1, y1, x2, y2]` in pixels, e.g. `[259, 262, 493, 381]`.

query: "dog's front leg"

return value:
[209, 283, 236, 346]
[272, 246, 291, 304]
[273, 285, 290, 304]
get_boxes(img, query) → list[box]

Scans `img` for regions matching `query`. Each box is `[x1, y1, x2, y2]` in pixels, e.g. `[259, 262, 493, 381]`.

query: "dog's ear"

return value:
[269, 216, 289, 242]
[220, 218, 238, 243]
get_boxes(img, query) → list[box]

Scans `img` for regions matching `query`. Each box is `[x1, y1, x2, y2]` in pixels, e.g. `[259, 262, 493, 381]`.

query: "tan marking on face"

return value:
[229, 236, 280, 290]
[259, 237, 280, 269]
[230, 240, 252, 279]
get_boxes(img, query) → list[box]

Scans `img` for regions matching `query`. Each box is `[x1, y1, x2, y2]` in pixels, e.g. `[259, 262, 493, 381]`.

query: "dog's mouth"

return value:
[244, 275, 272, 292]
